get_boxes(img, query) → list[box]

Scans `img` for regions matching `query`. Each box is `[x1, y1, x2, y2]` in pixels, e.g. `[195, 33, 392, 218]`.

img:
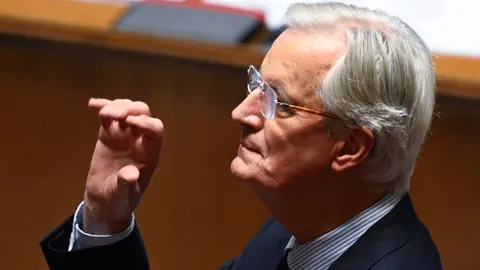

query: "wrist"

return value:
[82, 203, 132, 235]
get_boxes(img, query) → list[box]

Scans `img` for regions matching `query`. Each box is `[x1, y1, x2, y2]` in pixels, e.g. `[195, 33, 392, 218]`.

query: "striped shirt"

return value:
[285, 194, 402, 270]
[68, 201, 136, 251]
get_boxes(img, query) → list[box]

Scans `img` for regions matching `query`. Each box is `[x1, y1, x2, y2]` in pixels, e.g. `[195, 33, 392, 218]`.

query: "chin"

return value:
[230, 156, 254, 182]
[231, 156, 280, 190]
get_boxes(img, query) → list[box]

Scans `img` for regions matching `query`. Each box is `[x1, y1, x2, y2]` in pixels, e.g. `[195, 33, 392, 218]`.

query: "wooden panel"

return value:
[0, 0, 479, 99]
[0, 33, 479, 270]
[0, 34, 269, 270]
[0, 4, 479, 269]
[410, 94, 480, 270]
[435, 54, 480, 99]
[0, 0, 126, 30]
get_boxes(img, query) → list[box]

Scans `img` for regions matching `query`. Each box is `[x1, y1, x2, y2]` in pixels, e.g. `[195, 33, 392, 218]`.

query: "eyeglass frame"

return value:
[247, 65, 339, 120]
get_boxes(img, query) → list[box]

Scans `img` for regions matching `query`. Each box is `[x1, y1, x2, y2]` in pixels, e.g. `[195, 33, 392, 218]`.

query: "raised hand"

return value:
[82, 98, 164, 235]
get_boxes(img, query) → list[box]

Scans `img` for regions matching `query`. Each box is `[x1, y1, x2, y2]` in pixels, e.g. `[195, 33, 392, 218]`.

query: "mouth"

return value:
[240, 141, 259, 153]
[239, 141, 264, 160]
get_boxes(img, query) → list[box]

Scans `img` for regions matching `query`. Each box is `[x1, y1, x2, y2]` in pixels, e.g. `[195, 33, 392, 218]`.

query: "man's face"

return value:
[230, 28, 347, 191]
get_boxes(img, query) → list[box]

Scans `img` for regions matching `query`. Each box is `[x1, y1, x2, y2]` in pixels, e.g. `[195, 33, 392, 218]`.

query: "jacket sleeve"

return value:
[40, 215, 149, 270]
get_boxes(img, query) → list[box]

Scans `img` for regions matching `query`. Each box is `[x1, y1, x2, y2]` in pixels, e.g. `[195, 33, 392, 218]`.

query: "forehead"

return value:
[261, 28, 346, 102]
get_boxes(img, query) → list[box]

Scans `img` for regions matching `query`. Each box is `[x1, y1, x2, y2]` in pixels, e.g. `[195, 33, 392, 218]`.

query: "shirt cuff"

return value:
[68, 201, 135, 251]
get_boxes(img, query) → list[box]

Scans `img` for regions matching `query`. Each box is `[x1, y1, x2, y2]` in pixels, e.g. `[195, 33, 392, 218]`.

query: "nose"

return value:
[231, 88, 264, 131]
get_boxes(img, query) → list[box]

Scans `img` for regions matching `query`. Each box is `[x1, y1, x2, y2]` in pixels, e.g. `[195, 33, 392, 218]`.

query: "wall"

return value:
[0, 34, 478, 270]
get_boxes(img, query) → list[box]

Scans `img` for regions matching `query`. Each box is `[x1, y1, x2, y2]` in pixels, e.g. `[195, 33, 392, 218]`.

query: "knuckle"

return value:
[134, 101, 148, 108]
[139, 114, 150, 121]
[98, 98, 111, 103]
[132, 101, 151, 114]
[154, 118, 164, 130]
[99, 104, 112, 114]
[142, 116, 163, 132]
[113, 98, 132, 104]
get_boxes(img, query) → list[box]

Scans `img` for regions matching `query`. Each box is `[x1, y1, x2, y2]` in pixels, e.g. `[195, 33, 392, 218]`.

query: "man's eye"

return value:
[276, 102, 291, 113]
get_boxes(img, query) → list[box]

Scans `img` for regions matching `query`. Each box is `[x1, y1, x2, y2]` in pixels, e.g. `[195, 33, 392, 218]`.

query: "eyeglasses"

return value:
[247, 65, 339, 120]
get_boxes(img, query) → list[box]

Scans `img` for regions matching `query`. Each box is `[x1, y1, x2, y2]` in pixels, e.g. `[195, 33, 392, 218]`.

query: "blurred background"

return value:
[0, 0, 479, 269]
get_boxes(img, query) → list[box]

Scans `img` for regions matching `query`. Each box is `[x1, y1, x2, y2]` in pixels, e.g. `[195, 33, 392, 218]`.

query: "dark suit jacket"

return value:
[40, 194, 442, 269]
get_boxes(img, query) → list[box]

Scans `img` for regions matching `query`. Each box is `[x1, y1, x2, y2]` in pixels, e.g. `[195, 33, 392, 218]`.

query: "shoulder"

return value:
[243, 216, 292, 254]
[372, 220, 443, 270]
[220, 216, 292, 270]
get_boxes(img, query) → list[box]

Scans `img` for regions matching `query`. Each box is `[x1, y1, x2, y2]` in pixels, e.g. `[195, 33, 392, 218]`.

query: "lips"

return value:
[241, 141, 259, 153]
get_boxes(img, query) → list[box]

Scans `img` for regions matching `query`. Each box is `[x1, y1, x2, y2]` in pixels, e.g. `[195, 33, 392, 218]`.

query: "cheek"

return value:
[263, 124, 335, 181]
[262, 126, 302, 177]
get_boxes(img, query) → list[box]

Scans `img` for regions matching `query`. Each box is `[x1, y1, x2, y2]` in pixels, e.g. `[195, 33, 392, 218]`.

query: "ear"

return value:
[331, 127, 374, 172]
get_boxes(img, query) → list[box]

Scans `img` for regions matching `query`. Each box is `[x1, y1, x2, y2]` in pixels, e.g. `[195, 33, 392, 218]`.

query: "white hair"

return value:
[285, 2, 436, 194]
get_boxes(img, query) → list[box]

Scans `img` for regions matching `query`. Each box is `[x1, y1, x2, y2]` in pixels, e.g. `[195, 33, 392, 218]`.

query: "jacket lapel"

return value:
[328, 193, 419, 270]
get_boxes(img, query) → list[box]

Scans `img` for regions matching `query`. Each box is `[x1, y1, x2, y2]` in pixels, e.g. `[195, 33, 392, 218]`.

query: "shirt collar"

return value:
[283, 193, 403, 269]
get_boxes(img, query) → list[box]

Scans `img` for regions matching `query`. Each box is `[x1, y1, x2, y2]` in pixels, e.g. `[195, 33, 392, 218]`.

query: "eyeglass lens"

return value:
[248, 66, 277, 119]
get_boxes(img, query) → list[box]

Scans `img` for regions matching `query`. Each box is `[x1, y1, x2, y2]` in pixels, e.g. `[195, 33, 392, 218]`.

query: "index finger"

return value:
[99, 100, 152, 119]
[88, 98, 111, 110]
[126, 115, 163, 140]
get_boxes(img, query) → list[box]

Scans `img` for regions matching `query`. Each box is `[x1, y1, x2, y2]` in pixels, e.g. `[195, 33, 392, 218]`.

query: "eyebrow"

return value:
[269, 83, 292, 103]
[259, 68, 292, 103]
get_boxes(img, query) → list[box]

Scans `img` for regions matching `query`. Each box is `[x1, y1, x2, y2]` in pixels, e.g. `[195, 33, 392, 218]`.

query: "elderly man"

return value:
[41, 2, 442, 270]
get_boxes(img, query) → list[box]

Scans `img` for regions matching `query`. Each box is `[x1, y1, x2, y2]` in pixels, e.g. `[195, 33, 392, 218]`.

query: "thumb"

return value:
[117, 164, 140, 185]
